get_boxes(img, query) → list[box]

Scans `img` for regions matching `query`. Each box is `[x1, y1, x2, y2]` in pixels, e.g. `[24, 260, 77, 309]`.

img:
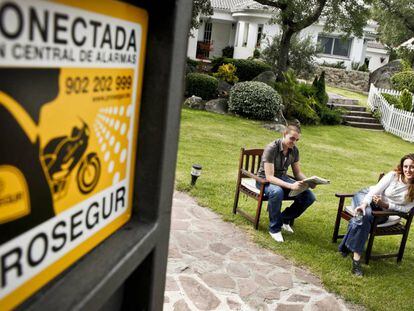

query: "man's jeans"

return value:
[257, 176, 316, 234]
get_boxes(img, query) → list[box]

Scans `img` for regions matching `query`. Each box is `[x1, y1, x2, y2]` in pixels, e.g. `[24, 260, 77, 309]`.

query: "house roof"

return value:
[398, 37, 414, 50]
[211, 0, 249, 11]
[367, 41, 386, 49]
[233, 0, 267, 10]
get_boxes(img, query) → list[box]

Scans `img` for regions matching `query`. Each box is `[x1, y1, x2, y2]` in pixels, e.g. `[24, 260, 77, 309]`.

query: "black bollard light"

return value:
[190, 164, 202, 186]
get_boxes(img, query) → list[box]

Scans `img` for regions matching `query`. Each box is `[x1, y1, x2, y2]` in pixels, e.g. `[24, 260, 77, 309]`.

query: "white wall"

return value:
[210, 22, 232, 58]
[366, 48, 389, 71]
[187, 29, 198, 59]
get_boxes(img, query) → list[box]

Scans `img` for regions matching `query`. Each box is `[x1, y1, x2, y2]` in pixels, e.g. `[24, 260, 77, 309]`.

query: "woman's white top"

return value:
[362, 171, 414, 213]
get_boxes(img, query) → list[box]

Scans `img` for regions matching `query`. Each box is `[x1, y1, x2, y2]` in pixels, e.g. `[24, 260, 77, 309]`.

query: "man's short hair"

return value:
[284, 124, 301, 134]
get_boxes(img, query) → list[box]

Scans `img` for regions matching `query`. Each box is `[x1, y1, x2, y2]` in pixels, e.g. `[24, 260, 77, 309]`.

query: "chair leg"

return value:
[365, 233, 376, 265]
[254, 199, 263, 230]
[332, 197, 345, 243]
[397, 230, 410, 263]
[233, 183, 241, 215]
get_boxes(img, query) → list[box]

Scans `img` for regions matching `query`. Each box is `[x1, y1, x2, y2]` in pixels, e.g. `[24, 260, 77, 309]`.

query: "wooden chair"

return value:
[332, 173, 414, 264]
[233, 148, 294, 230]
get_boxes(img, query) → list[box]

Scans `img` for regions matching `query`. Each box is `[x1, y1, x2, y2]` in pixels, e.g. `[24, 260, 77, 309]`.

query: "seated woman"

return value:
[339, 154, 414, 276]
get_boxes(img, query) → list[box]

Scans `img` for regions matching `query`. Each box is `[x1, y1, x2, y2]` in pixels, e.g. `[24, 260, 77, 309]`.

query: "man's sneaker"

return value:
[269, 231, 284, 242]
[282, 223, 294, 233]
[352, 259, 363, 276]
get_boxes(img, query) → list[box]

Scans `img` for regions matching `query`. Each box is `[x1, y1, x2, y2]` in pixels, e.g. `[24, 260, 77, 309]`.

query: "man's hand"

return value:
[290, 181, 305, 191]
[307, 181, 317, 189]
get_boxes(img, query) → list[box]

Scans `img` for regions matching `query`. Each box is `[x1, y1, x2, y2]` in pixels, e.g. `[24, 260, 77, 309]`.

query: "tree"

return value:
[261, 34, 319, 78]
[372, 0, 414, 47]
[190, 0, 213, 31]
[254, 0, 371, 81]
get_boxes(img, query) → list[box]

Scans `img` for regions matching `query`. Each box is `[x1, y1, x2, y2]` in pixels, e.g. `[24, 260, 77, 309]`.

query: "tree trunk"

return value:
[276, 28, 294, 82]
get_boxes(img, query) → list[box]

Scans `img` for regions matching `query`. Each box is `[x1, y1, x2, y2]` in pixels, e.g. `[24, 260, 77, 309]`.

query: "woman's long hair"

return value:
[395, 154, 414, 202]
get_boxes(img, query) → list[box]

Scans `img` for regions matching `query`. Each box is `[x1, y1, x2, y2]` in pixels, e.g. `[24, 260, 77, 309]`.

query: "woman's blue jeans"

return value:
[257, 176, 316, 234]
[338, 188, 388, 255]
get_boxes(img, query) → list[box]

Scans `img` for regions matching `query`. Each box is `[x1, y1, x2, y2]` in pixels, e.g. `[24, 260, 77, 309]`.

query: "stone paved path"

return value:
[164, 192, 356, 311]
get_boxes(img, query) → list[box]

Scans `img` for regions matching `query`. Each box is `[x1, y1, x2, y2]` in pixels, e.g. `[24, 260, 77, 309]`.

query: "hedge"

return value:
[391, 71, 414, 93]
[185, 73, 218, 100]
[229, 81, 282, 120]
[211, 57, 272, 81]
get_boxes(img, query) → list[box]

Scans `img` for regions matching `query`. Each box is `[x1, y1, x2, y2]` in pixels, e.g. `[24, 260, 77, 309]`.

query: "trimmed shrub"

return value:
[400, 89, 413, 111]
[211, 57, 271, 81]
[381, 93, 403, 109]
[314, 71, 329, 105]
[185, 73, 218, 100]
[318, 105, 343, 125]
[229, 81, 282, 120]
[391, 71, 414, 93]
[213, 63, 239, 84]
[231, 59, 272, 81]
[186, 57, 199, 74]
[211, 56, 227, 72]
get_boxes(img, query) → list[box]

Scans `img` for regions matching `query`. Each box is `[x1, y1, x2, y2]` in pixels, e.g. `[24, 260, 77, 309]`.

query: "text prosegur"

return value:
[0, 186, 126, 289]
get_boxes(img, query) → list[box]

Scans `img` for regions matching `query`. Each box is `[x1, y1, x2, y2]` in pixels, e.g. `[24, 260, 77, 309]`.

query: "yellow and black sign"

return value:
[0, 0, 147, 309]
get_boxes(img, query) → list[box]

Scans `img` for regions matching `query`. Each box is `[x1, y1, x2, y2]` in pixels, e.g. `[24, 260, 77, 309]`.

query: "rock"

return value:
[252, 70, 277, 86]
[200, 272, 236, 289]
[315, 66, 369, 92]
[276, 304, 304, 311]
[217, 80, 232, 97]
[173, 299, 191, 311]
[209, 242, 232, 255]
[227, 298, 241, 310]
[179, 276, 221, 310]
[370, 59, 403, 89]
[311, 295, 343, 311]
[263, 123, 286, 133]
[205, 98, 228, 114]
[183, 95, 205, 110]
[287, 294, 311, 303]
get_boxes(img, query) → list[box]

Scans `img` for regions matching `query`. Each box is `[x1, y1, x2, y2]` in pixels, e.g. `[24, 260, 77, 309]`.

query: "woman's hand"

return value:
[372, 195, 389, 209]
[354, 203, 367, 216]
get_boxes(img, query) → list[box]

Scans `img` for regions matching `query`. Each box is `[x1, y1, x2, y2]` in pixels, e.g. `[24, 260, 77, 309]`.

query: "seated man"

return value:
[256, 125, 316, 242]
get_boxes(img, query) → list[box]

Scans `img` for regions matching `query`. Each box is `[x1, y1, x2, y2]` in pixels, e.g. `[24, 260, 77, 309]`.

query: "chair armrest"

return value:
[240, 169, 268, 184]
[335, 193, 355, 198]
[372, 210, 410, 218]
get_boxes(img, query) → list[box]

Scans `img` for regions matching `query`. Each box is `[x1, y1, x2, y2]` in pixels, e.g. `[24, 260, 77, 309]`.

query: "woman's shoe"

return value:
[352, 259, 363, 276]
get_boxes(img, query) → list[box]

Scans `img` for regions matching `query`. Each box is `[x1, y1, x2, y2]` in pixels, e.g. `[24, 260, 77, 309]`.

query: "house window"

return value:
[318, 35, 352, 57]
[256, 24, 263, 47]
[203, 22, 212, 43]
[242, 23, 249, 47]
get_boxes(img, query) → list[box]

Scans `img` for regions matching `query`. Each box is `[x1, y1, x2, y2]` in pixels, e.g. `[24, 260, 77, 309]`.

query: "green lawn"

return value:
[176, 108, 414, 311]
[326, 85, 369, 106]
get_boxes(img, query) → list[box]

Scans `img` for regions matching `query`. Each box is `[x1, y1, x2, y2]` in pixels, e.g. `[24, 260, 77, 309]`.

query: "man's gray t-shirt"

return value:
[257, 139, 300, 178]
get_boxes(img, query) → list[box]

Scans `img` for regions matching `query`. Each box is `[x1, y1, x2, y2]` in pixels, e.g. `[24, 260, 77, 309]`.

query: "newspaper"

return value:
[288, 176, 330, 197]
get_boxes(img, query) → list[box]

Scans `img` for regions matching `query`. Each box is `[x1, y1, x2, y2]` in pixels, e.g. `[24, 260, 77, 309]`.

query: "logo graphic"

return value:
[41, 122, 101, 199]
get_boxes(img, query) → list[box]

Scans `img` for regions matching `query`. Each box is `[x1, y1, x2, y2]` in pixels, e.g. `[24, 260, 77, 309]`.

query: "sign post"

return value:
[0, 0, 191, 309]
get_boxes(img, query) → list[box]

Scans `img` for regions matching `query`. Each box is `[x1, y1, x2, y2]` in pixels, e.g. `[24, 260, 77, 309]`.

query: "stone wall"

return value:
[314, 66, 370, 92]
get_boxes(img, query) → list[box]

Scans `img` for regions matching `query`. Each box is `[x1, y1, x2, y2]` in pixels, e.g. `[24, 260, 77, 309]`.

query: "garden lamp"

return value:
[190, 164, 202, 186]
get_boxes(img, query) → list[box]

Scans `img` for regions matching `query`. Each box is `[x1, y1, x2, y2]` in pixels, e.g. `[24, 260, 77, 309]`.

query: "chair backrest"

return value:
[238, 148, 264, 175]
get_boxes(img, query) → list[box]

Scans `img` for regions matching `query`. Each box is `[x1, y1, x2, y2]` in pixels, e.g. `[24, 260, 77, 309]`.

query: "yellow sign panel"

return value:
[0, 0, 147, 309]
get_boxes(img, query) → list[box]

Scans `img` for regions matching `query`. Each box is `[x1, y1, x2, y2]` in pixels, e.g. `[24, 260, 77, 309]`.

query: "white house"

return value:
[187, 0, 389, 72]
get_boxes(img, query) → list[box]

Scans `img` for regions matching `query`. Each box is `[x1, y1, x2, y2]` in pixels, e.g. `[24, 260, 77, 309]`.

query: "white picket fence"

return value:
[367, 84, 414, 142]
